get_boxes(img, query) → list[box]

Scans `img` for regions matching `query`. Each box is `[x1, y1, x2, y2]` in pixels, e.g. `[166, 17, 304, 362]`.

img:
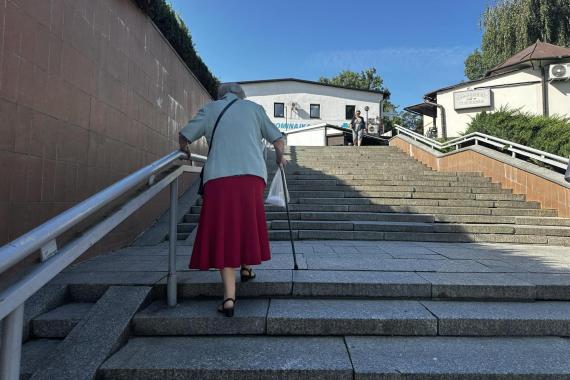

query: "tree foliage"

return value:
[319, 67, 387, 92]
[464, 49, 487, 81]
[134, 0, 219, 98]
[464, 0, 570, 80]
[466, 107, 570, 157]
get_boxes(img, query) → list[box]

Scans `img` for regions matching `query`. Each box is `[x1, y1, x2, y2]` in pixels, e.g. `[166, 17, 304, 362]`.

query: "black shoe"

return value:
[217, 298, 235, 317]
[240, 267, 256, 282]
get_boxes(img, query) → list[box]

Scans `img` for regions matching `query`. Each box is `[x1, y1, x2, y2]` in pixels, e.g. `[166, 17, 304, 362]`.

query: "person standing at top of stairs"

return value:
[350, 110, 366, 147]
[179, 83, 287, 317]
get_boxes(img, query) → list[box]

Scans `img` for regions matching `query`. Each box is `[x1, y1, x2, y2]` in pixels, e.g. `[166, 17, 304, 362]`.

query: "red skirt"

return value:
[189, 175, 271, 270]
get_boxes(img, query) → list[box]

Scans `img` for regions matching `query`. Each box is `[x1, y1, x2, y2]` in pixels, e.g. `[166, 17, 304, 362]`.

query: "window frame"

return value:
[345, 105, 356, 120]
[309, 103, 321, 119]
[274, 102, 285, 118]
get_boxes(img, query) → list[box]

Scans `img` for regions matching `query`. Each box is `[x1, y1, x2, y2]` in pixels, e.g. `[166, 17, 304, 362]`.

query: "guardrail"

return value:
[0, 150, 206, 380]
[394, 125, 569, 171]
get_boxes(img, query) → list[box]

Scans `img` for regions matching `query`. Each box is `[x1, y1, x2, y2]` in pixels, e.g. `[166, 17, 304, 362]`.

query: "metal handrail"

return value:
[0, 150, 206, 380]
[394, 125, 569, 170]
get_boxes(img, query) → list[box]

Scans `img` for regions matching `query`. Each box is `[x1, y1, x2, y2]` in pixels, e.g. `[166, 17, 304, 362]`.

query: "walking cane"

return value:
[279, 164, 299, 270]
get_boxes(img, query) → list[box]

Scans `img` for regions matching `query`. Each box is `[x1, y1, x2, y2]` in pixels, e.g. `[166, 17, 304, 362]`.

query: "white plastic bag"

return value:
[565, 159, 570, 182]
[266, 169, 289, 208]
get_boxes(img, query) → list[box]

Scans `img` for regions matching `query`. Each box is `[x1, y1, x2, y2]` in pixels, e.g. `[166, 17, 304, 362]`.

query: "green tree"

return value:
[319, 67, 386, 92]
[464, 49, 487, 81]
[465, 0, 570, 80]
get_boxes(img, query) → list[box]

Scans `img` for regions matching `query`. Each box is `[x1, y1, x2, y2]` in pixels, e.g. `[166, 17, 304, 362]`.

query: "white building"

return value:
[406, 41, 570, 139]
[238, 78, 389, 141]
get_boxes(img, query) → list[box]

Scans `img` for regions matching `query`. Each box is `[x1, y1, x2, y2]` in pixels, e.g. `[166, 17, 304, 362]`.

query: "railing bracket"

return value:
[40, 239, 58, 262]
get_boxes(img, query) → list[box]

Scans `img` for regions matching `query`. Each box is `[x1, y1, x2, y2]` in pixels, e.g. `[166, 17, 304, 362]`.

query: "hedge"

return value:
[465, 107, 570, 158]
[134, 0, 219, 98]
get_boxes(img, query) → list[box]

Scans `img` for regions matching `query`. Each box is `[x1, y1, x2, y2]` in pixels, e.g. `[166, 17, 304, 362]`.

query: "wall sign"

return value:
[453, 89, 492, 110]
[275, 123, 309, 131]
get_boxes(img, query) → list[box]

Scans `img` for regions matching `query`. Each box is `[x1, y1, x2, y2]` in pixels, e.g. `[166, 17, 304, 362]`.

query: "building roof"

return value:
[235, 78, 390, 97]
[486, 40, 570, 76]
[404, 102, 437, 118]
[421, 41, 570, 100]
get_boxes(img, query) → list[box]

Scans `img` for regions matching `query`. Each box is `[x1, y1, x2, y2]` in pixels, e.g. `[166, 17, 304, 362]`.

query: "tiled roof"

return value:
[486, 40, 570, 76]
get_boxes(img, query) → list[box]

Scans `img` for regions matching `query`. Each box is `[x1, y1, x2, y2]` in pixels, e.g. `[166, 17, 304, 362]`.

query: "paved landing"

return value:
[51, 240, 570, 301]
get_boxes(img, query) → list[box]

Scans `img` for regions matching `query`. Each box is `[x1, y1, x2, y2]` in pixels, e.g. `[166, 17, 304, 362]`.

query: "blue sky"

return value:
[169, 0, 493, 109]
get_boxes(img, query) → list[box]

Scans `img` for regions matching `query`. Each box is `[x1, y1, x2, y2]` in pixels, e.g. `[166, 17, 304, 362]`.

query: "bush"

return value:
[465, 107, 570, 158]
[134, 0, 219, 99]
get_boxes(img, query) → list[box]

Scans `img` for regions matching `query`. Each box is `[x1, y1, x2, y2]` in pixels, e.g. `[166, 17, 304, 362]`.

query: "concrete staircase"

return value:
[21, 259, 570, 379]
[18, 145, 570, 379]
[180, 146, 570, 246]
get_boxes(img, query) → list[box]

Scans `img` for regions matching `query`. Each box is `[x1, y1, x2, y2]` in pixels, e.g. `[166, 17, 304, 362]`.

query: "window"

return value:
[310, 104, 320, 119]
[346, 105, 355, 120]
[274, 102, 285, 118]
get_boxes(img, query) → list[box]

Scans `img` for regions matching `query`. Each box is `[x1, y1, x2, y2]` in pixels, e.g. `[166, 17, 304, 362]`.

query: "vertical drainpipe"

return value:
[379, 98, 385, 135]
[541, 63, 549, 116]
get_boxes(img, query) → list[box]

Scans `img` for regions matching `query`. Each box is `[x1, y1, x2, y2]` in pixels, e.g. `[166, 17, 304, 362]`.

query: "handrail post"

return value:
[167, 178, 178, 307]
[0, 304, 24, 380]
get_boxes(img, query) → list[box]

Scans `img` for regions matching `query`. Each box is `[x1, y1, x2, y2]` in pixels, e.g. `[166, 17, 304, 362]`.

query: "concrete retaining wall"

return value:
[0, 0, 211, 267]
[390, 135, 570, 218]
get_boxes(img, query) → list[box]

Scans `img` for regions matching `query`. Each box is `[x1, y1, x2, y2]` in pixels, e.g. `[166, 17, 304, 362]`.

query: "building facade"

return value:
[406, 42, 570, 139]
[238, 78, 388, 133]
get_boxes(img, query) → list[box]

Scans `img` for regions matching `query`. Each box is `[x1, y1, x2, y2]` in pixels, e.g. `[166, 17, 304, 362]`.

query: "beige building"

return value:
[406, 41, 570, 138]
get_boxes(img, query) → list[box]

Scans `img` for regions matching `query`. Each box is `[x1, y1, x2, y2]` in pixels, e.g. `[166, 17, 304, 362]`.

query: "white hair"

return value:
[218, 83, 246, 99]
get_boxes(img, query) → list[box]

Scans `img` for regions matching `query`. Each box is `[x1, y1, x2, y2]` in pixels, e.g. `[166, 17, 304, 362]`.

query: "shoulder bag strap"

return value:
[208, 98, 239, 155]
[199, 98, 239, 192]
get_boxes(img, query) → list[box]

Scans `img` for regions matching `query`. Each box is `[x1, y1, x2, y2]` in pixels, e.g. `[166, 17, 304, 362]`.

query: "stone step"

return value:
[267, 221, 570, 237]
[186, 212, 435, 224]
[280, 174, 492, 182]
[177, 223, 197, 233]
[31, 302, 94, 338]
[286, 179, 501, 188]
[132, 299, 570, 337]
[273, 191, 525, 201]
[281, 184, 512, 194]
[99, 336, 570, 379]
[21, 339, 61, 379]
[189, 204, 554, 218]
[292, 198, 536, 208]
[346, 336, 570, 378]
[269, 165, 425, 171]
[341, 205, 553, 216]
[268, 230, 566, 245]
[271, 169, 484, 177]
[99, 336, 354, 380]
[262, 212, 564, 226]
[198, 197, 536, 209]
[268, 220, 435, 233]
[145, 265, 570, 306]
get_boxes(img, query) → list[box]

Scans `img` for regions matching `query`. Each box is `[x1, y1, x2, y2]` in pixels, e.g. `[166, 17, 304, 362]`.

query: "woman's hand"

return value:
[179, 134, 190, 158]
[273, 138, 287, 167]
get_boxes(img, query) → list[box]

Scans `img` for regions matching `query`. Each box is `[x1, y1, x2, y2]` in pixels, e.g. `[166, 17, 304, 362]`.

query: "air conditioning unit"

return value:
[549, 63, 570, 80]
[368, 125, 378, 134]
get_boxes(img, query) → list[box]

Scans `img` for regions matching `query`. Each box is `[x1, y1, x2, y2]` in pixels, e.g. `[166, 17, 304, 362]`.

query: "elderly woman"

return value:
[178, 83, 286, 317]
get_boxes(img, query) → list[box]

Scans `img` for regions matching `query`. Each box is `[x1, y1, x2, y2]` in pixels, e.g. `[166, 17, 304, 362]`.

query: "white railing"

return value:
[394, 125, 570, 171]
[0, 150, 206, 380]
